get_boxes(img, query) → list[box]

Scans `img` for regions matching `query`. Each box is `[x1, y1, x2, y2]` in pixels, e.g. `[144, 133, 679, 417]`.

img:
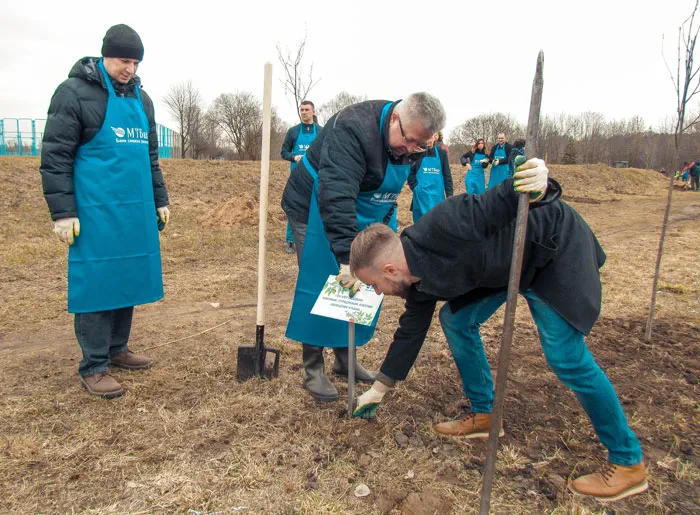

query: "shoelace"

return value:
[599, 462, 617, 482]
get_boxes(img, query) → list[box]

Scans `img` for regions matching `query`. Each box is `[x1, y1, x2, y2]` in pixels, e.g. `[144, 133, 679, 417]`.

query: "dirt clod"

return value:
[398, 490, 452, 515]
[395, 431, 409, 448]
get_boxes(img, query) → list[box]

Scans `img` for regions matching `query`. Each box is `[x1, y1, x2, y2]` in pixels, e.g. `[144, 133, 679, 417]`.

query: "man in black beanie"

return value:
[40, 24, 170, 399]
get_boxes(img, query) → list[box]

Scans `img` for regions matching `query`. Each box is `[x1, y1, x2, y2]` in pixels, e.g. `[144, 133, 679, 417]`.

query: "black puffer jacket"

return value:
[281, 100, 419, 263]
[378, 178, 607, 382]
[40, 57, 168, 221]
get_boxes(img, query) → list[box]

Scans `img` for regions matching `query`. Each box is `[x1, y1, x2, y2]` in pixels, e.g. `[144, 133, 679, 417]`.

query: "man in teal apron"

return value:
[280, 100, 322, 260]
[408, 133, 453, 222]
[281, 93, 446, 402]
[40, 25, 170, 399]
[487, 132, 513, 189]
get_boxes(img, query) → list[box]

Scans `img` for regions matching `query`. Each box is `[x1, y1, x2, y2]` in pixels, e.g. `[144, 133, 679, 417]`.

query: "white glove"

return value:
[294, 155, 302, 162]
[337, 263, 361, 296]
[353, 385, 387, 419]
[53, 217, 80, 245]
[157, 206, 170, 226]
[480, 159, 489, 166]
[514, 158, 549, 201]
[493, 159, 500, 167]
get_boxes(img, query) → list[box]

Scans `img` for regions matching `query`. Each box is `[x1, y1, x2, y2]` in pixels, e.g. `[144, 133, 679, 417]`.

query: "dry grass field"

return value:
[1, 156, 699, 514]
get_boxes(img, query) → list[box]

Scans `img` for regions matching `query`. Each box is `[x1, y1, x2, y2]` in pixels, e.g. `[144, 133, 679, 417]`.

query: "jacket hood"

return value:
[68, 56, 141, 90]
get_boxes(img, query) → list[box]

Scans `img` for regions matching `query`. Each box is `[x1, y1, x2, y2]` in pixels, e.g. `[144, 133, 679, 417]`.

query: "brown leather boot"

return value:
[110, 350, 153, 370]
[434, 413, 504, 438]
[569, 462, 648, 502]
[80, 372, 125, 399]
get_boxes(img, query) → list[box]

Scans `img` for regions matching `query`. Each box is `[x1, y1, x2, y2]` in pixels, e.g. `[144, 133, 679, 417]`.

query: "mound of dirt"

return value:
[198, 195, 279, 227]
[547, 163, 668, 199]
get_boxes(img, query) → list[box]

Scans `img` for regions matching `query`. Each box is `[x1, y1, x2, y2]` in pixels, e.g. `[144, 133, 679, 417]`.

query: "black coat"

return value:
[281, 99, 419, 263]
[378, 178, 607, 382]
[488, 142, 513, 165]
[40, 57, 169, 221]
[280, 122, 322, 161]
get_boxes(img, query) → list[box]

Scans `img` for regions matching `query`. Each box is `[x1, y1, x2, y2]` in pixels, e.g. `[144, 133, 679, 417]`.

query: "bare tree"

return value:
[647, 0, 700, 340]
[209, 92, 262, 159]
[276, 32, 320, 122]
[163, 81, 203, 158]
[316, 91, 367, 124]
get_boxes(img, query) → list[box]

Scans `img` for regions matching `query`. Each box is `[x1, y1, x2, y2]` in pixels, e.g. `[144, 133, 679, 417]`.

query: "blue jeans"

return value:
[74, 307, 134, 377]
[439, 290, 643, 466]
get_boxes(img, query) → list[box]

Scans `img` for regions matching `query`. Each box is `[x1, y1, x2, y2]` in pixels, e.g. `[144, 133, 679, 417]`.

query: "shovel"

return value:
[347, 319, 356, 417]
[479, 50, 544, 514]
[237, 62, 280, 381]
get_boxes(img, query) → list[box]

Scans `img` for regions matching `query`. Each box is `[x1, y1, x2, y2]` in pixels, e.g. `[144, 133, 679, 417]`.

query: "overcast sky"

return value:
[1, 0, 696, 137]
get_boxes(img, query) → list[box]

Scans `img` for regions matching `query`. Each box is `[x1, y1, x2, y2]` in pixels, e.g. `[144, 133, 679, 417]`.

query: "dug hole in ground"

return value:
[1, 156, 699, 514]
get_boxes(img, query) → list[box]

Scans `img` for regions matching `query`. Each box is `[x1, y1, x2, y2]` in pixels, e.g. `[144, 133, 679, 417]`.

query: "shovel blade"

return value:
[236, 344, 281, 381]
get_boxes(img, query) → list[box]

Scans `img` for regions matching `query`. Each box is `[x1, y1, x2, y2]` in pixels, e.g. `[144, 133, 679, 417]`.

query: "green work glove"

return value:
[353, 385, 386, 419]
[514, 156, 548, 202]
[337, 263, 361, 297]
[53, 217, 80, 245]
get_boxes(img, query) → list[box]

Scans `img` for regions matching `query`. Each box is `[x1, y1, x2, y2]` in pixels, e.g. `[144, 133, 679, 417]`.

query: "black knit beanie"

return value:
[101, 24, 144, 61]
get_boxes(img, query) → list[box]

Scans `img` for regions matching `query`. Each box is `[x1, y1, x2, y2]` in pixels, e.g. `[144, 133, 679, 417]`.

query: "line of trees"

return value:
[163, 83, 365, 160]
[164, 82, 698, 170]
[447, 111, 700, 171]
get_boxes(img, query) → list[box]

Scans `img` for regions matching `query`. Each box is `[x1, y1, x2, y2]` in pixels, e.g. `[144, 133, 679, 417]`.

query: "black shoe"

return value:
[332, 347, 377, 384]
[285, 242, 296, 254]
[302, 344, 338, 402]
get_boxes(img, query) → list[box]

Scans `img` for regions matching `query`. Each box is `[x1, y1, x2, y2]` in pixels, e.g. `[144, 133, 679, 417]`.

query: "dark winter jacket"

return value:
[281, 99, 419, 263]
[407, 144, 453, 197]
[377, 178, 607, 383]
[508, 145, 526, 176]
[40, 57, 169, 221]
[487, 142, 513, 165]
[280, 122, 323, 161]
[460, 149, 489, 167]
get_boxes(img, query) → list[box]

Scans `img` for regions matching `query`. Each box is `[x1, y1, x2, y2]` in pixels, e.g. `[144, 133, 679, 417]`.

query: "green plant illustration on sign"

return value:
[345, 310, 374, 325]
[322, 278, 343, 296]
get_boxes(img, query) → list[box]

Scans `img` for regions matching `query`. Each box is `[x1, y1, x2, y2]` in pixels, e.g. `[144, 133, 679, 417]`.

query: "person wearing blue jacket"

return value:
[487, 132, 513, 189]
[460, 138, 489, 194]
[280, 101, 322, 258]
[407, 132, 453, 222]
[508, 139, 526, 177]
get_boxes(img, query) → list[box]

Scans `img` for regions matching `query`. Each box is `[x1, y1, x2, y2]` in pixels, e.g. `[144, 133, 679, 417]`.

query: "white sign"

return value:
[311, 275, 383, 326]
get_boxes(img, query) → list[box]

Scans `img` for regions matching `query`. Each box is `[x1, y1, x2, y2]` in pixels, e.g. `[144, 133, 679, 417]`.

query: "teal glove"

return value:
[352, 386, 386, 419]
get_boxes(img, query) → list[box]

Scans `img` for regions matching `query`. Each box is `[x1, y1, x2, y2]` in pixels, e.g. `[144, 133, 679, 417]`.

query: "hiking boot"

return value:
[569, 462, 648, 502]
[302, 344, 338, 402]
[110, 350, 153, 370]
[332, 347, 377, 384]
[80, 372, 125, 399]
[285, 242, 296, 254]
[434, 413, 504, 438]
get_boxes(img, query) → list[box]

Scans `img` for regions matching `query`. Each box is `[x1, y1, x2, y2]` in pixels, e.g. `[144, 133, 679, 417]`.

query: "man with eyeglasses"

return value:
[281, 93, 445, 403]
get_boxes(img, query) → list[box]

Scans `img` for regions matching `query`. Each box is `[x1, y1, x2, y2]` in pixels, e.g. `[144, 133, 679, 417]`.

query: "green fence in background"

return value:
[0, 118, 181, 158]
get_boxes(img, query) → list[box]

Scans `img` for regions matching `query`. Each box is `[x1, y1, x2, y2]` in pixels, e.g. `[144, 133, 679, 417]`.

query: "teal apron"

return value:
[287, 123, 317, 243]
[411, 145, 445, 222]
[285, 103, 410, 348]
[67, 60, 163, 313]
[465, 151, 487, 194]
[488, 143, 509, 189]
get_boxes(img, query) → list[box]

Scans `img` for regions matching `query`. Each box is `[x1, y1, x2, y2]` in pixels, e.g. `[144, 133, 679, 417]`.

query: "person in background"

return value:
[690, 161, 700, 191]
[40, 24, 170, 399]
[408, 131, 453, 222]
[508, 139, 526, 177]
[280, 101, 322, 258]
[487, 132, 512, 189]
[281, 93, 445, 402]
[460, 138, 489, 194]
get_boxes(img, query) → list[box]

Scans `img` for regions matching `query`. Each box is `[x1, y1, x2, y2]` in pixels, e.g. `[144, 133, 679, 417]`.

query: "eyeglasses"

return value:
[397, 115, 428, 153]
